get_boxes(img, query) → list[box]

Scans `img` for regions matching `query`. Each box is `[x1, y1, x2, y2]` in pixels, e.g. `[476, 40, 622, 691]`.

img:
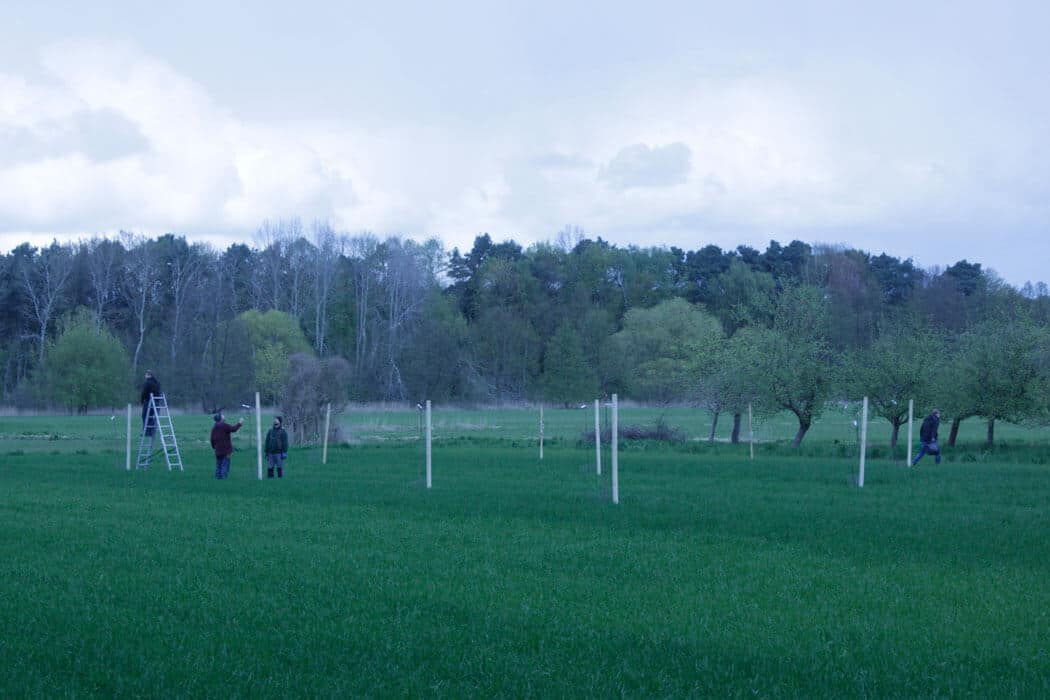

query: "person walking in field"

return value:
[912, 409, 941, 465]
[264, 416, 289, 478]
[140, 370, 161, 434]
[210, 412, 244, 480]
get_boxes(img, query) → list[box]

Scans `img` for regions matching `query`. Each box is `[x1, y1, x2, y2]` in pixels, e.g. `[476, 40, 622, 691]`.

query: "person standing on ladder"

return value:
[210, 412, 244, 480]
[140, 370, 161, 434]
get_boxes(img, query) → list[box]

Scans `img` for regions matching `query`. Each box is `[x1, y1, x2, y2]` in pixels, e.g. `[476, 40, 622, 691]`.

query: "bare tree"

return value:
[255, 217, 304, 312]
[311, 221, 340, 356]
[121, 233, 158, 373]
[281, 353, 351, 444]
[20, 242, 74, 365]
[285, 235, 313, 321]
[83, 237, 124, 330]
[346, 234, 381, 380]
[379, 238, 432, 399]
[167, 243, 204, 362]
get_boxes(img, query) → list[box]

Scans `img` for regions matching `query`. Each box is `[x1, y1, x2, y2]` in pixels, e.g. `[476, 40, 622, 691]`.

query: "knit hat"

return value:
[214, 413, 222, 422]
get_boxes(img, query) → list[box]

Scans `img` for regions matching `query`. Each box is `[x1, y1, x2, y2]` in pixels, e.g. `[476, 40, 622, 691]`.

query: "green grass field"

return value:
[3, 412, 1050, 697]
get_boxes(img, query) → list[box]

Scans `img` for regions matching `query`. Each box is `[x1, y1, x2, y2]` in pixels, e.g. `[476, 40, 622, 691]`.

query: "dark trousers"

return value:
[215, 455, 231, 479]
[912, 441, 941, 465]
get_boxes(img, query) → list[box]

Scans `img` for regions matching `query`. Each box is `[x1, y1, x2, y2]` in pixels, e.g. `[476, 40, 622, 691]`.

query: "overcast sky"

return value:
[1, 1, 1047, 285]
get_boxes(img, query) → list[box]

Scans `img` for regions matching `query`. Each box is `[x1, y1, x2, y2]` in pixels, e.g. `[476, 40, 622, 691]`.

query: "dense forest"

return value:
[2, 221, 1048, 445]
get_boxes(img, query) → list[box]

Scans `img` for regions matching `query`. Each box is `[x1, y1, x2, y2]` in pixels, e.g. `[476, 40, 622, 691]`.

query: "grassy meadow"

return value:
[2, 409, 1050, 697]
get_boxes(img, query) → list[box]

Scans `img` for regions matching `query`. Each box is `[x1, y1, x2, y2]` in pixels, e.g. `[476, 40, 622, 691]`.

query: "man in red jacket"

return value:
[210, 412, 244, 480]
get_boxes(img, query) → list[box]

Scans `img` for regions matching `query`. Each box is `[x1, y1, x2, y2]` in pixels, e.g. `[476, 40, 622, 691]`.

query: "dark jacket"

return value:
[141, 376, 161, 404]
[210, 420, 242, 457]
[920, 413, 939, 443]
[264, 427, 288, 455]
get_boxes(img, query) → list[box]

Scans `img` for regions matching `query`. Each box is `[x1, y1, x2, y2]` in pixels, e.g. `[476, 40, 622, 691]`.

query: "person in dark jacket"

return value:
[140, 370, 161, 435]
[264, 416, 289, 478]
[210, 412, 244, 479]
[912, 409, 941, 465]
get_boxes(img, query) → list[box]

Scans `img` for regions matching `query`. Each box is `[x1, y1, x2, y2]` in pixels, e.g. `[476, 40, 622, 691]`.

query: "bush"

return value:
[281, 353, 351, 444]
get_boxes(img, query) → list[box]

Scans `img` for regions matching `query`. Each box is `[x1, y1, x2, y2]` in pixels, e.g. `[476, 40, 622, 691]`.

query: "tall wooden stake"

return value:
[858, 396, 869, 488]
[611, 393, 619, 504]
[255, 392, 263, 480]
[539, 405, 544, 460]
[425, 400, 432, 489]
[748, 402, 754, 460]
[322, 401, 331, 465]
[126, 403, 132, 471]
[594, 399, 601, 475]
[907, 399, 914, 466]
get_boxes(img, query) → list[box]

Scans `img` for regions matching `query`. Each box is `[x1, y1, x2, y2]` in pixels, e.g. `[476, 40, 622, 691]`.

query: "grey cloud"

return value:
[599, 142, 691, 189]
[531, 152, 593, 170]
[0, 109, 148, 167]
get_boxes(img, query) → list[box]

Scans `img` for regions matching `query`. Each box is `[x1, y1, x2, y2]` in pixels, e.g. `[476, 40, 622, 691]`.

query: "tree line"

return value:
[2, 221, 1048, 446]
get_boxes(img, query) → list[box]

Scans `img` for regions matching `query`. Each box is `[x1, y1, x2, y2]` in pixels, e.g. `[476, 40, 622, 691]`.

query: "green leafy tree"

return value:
[608, 298, 723, 402]
[543, 324, 596, 407]
[42, 308, 131, 413]
[233, 310, 312, 403]
[954, 320, 1046, 446]
[847, 322, 943, 454]
[740, 285, 833, 446]
[709, 257, 776, 334]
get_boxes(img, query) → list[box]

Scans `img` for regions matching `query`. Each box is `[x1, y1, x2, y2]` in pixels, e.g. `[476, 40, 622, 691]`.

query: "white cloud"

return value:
[0, 37, 1047, 285]
[0, 40, 372, 237]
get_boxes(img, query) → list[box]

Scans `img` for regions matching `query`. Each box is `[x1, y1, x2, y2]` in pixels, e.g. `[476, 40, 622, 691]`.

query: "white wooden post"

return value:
[594, 399, 601, 475]
[748, 402, 754, 461]
[322, 401, 331, 465]
[539, 405, 544, 460]
[125, 403, 132, 471]
[425, 400, 432, 489]
[255, 392, 263, 480]
[611, 393, 619, 504]
[906, 399, 914, 466]
[858, 396, 869, 488]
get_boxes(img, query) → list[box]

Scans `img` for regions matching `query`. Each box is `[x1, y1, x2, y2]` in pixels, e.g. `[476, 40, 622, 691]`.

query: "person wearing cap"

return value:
[912, 408, 941, 465]
[210, 411, 244, 479]
[264, 416, 289, 478]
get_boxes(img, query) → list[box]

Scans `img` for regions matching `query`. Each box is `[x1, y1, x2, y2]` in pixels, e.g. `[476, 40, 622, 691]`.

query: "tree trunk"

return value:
[948, 417, 962, 447]
[708, 410, 719, 442]
[730, 412, 742, 444]
[890, 419, 900, 454]
[986, 417, 995, 447]
[791, 414, 812, 447]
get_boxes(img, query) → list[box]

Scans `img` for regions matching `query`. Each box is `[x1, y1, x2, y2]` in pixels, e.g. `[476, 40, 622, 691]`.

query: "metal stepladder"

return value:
[136, 394, 184, 471]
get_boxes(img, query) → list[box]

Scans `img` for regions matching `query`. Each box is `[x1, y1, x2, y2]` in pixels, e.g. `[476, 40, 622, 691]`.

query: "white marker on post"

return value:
[594, 399, 601, 475]
[425, 400, 432, 489]
[611, 393, 619, 504]
[858, 396, 869, 488]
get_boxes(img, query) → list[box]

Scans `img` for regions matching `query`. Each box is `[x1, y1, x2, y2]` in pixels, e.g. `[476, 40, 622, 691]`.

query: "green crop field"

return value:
[3, 412, 1050, 697]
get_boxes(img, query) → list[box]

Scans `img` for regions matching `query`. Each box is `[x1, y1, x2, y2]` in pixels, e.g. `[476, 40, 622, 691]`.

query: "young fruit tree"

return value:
[846, 321, 943, 455]
[739, 284, 833, 447]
